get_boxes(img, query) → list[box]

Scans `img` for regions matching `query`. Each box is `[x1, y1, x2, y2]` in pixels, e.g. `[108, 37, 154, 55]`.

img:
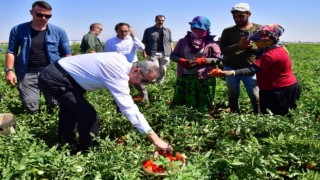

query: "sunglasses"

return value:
[139, 70, 152, 84]
[34, 11, 52, 19]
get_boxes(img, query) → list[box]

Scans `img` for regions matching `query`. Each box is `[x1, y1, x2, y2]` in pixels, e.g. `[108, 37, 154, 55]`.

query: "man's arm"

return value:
[142, 29, 148, 58]
[105, 75, 172, 151]
[130, 28, 145, 51]
[59, 29, 72, 56]
[85, 34, 98, 53]
[170, 42, 174, 52]
[5, 53, 17, 85]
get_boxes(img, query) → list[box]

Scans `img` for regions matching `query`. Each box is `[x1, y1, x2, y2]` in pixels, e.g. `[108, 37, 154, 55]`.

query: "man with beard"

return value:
[219, 2, 261, 114]
[142, 15, 174, 85]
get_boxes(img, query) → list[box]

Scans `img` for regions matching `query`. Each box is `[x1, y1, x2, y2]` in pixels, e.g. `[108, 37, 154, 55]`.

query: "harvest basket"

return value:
[0, 113, 16, 135]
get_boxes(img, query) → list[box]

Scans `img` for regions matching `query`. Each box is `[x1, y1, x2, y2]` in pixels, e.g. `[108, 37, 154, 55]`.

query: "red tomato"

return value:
[210, 68, 222, 77]
[143, 160, 154, 168]
[175, 152, 185, 162]
[167, 156, 176, 161]
[145, 166, 153, 172]
[306, 163, 315, 170]
[154, 165, 165, 172]
[116, 136, 125, 144]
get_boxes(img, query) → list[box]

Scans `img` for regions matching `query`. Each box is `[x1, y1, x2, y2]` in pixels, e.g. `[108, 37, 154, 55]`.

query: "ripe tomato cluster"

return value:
[158, 151, 185, 162]
[143, 159, 165, 173]
[142, 151, 186, 174]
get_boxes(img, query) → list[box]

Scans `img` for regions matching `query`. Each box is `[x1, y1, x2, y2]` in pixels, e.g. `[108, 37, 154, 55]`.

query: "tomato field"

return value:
[0, 43, 320, 179]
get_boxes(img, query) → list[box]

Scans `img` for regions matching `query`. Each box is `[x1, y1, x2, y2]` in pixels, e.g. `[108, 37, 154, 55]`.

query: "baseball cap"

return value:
[231, 3, 250, 13]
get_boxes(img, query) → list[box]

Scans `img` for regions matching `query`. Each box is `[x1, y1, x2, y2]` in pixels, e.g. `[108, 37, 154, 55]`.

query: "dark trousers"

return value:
[38, 62, 99, 152]
[260, 82, 302, 116]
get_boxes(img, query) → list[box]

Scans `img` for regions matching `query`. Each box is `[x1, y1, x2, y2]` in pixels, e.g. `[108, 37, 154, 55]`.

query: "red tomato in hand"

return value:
[209, 68, 222, 77]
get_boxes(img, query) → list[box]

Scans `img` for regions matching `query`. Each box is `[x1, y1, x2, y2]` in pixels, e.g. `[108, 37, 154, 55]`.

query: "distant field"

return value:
[0, 43, 319, 179]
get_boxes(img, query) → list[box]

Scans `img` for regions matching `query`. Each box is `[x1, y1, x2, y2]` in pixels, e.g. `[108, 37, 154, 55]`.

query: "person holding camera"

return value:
[215, 24, 301, 116]
[219, 2, 261, 113]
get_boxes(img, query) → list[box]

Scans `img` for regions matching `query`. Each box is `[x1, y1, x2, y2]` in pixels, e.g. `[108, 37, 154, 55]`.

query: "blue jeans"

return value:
[224, 66, 260, 113]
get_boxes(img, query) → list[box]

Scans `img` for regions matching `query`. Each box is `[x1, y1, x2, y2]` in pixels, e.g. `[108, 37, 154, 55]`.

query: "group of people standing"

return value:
[4, 1, 301, 153]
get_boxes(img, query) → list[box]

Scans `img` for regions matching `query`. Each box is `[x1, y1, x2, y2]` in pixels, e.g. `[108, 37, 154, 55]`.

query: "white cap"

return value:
[231, 2, 250, 13]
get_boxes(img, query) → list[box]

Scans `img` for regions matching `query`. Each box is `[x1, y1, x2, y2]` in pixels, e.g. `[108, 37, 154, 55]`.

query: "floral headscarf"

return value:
[250, 24, 288, 57]
[250, 24, 284, 42]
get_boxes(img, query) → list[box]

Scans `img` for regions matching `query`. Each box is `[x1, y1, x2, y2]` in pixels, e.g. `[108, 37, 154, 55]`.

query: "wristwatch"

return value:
[5, 68, 14, 73]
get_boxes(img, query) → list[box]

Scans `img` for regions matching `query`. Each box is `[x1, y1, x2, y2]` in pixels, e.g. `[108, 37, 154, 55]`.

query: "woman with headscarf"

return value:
[215, 24, 301, 115]
[170, 16, 221, 114]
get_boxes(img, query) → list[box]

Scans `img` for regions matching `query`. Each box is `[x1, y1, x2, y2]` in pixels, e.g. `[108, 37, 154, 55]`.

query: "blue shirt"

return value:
[6, 21, 71, 79]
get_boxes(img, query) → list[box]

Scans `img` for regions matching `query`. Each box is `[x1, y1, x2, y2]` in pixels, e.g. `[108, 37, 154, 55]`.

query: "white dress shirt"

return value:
[58, 52, 152, 133]
[104, 36, 145, 63]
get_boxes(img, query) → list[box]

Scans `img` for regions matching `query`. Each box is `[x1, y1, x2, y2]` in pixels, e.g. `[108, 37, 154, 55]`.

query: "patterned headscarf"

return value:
[187, 16, 211, 53]
[189, 16, 211, 33]
[250, 24, 284, 42]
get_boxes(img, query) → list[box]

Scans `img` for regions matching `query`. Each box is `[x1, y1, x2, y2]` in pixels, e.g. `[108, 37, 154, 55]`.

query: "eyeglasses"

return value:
[139, 70, 151, 84]
[96, 27, 103, 31]
[34, 11, 52, 19]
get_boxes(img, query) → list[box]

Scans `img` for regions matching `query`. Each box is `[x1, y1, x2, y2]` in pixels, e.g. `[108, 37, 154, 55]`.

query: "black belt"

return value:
[53, 61, 86, 93]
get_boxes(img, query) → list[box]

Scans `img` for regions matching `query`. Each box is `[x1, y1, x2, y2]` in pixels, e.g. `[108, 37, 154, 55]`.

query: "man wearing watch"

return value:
[5, 1, 71, 113]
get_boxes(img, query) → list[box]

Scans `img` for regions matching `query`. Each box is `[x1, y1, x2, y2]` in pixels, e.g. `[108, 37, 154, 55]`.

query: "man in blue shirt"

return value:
[5, 1, 71, 113]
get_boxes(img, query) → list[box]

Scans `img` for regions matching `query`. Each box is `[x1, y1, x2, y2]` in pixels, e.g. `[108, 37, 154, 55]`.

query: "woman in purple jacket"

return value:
[170, 16, 221, 114]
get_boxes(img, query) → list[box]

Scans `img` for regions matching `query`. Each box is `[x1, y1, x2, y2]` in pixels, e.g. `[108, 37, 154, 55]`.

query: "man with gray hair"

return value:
[80, 23, 104, 53]
[38, 52, 172, 154]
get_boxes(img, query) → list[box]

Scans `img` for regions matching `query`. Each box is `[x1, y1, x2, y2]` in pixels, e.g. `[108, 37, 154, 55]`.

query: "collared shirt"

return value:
[142, 25, 173, 56]
[104, 35, 144, 63]
[80, 32, 103, 53]
[6, 21, 71, 79]
[58, 52, 152, 134]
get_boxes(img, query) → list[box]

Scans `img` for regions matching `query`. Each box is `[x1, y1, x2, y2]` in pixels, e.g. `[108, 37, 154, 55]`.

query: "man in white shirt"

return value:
[38, 52, 172, 153]
[104, 23, 148, 102]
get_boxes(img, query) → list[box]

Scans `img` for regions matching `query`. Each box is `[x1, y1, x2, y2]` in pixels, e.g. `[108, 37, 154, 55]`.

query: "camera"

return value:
[242, 31, 249, 38]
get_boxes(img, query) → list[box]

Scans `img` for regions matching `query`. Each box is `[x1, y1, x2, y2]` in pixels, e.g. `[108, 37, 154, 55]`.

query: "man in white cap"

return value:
[219, 2, 261, 114]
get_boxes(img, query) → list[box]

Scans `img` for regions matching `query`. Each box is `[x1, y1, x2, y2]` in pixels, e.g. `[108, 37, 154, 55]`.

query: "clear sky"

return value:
[0, 0, 318, 43]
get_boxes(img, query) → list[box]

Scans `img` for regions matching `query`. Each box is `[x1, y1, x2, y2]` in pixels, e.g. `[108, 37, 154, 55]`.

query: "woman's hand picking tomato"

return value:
[208, 68, 223, 77]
